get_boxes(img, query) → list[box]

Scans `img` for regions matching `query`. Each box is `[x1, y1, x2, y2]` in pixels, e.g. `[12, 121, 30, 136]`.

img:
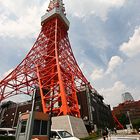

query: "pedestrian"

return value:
[114, 127, 117, 135]
[138, 128, 140, 134]
[105, 127, 109, 140]
[102, 128, 108, 140]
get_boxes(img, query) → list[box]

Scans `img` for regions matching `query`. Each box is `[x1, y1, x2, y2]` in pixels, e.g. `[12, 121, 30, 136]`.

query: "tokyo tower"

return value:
[0, 0, 92, 118]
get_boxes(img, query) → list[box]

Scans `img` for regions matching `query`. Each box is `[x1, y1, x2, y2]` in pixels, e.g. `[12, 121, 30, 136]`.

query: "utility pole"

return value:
[47, 90, 54, 140]
[127, 111, 133, 129]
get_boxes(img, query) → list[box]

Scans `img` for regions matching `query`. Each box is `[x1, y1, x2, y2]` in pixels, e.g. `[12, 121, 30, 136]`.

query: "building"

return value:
[0, 100, 42, 128]
[112, 100, 140, 128]
[0, 88, 114, 133]
[122, 92, 134, 102]
[77, 88, 114, 132]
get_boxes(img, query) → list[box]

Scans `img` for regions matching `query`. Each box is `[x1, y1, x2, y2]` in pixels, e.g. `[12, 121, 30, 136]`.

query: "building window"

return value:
[35, 106, 40, 110]
[33, 120, 40, 135]
[41, 120, 48, 135]
[92, 107, 95, 111]
[21, 120, 27, 133]
[32, 120, 48, 135]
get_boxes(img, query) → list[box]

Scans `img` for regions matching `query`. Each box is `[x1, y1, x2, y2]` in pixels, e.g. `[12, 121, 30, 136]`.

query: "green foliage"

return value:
[118, 113, 129, 128]
[132, 119, 140, 130]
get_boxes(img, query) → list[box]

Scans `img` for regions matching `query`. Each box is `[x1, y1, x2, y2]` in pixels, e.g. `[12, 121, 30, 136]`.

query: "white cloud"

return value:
[65, 0, 126, 21]
[120, 27, 140, 57]
[0, 7, 40, 38]
[0, 0, 49, 38]
[0, 0, 25, 15]
[99, 81, 126, 107]
[99, 81, 140, 108]
[91, 68, 104, 80]
[0, 0, 48, 16]
[0, 0, 126, 38]
[106, 56, 123, 74]
[91, 56, 123, 81]
[90, 55, 140, 107]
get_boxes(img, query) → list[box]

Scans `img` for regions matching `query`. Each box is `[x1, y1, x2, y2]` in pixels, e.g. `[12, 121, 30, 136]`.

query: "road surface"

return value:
[98, 135, 140, 140]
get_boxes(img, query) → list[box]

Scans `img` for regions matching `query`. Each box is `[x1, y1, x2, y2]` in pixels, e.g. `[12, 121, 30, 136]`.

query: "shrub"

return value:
[0, 136, 15, 140]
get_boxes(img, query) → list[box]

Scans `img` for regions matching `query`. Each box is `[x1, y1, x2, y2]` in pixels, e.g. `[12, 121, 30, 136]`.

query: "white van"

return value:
[50, 129, 80, 140]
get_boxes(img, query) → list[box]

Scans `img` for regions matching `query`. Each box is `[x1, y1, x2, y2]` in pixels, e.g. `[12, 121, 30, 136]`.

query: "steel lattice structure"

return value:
[0, 0, 92, 117]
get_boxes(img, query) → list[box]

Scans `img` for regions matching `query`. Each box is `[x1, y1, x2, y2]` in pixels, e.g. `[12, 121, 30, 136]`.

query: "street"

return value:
[98, 136, 140, 140]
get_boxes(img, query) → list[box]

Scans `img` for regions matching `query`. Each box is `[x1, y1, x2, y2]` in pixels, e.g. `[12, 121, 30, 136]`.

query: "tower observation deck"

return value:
[41, 0, 70, 29]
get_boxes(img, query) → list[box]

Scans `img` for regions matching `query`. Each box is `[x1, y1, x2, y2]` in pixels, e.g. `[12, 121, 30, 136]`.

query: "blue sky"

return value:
[0, 0, 140, 107]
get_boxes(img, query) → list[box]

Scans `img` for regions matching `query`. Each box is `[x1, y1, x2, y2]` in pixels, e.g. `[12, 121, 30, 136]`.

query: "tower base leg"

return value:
[52, 115, 89, 138]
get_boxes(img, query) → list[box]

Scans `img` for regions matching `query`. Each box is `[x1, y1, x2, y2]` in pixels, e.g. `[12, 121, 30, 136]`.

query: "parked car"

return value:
[50, 129, 80, 140]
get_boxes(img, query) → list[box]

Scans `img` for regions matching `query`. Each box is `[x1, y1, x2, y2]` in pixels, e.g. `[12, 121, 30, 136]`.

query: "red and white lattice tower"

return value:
[0, 0, 92, 117]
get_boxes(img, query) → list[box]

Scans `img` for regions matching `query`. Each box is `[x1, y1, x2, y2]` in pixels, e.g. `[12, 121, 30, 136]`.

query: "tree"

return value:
[132, 119, 140, 130]
[118, 113, 129, 128]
